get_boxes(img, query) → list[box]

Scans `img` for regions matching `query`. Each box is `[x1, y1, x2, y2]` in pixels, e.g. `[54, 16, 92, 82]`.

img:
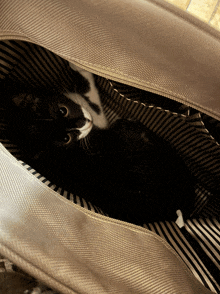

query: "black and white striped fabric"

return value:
[19, 161, 107, 216]
[144, 219, 220, 293]
[0, 40, 220, 293]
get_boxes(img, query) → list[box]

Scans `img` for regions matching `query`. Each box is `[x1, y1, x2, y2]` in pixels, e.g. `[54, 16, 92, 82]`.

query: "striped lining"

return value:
[144, 219, 220, 293]
[1, 40, 219, 218]
[0, 40, 72, 89]
[108, 79, 191, 115]
[201, 113, 220, 145]
[192, 184, 212, 217]
[19, 162, 107, 216]
[15, 165, 219, 294]
[1, 40, 219, 220]
[185, 218, 220, 289]
[97, 77, 220, 209]
[186, 218, 220, 274]
[0, 41, 18, 79]
[0, 40, 220, 293]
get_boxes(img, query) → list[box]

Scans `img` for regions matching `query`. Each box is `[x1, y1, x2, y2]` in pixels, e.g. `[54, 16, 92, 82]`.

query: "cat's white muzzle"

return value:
[78, 107, 93, 140]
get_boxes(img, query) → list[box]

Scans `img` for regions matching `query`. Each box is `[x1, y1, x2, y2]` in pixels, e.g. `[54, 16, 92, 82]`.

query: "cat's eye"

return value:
[59, 106, 68, 117]
[62, 133, 71, 144]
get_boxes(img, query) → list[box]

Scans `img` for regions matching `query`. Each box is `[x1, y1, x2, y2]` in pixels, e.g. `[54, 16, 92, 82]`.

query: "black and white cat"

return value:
[3, 63, 195, 225]
[66, 63, 109, 130]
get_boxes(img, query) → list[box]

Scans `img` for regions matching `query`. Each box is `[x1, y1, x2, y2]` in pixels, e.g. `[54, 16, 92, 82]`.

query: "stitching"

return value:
[108, 79, 188, 118]
[1, 38, 219, 119]
[108, 80, 220, 146]
[0, 147, 189, 247]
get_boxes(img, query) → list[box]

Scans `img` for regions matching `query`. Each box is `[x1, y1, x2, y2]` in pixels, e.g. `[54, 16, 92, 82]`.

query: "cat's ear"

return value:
[12, 93, 39, 108]
[12, 93, 27, 107]
[12, 93, 31, 106]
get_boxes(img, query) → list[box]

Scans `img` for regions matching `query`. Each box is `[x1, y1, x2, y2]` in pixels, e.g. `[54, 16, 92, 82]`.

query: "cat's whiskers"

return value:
[86, 136, 92, 150]
[80, 135, 91, 151]
[84, 137, 90, 150]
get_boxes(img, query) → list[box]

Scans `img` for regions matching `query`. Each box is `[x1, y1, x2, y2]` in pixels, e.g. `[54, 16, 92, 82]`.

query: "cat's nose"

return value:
[74, 117, 88, 128]
[65, 117, 88, 129]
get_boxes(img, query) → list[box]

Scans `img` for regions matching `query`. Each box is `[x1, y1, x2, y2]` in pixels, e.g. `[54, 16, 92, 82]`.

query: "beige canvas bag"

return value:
[0, 1, 219, 293]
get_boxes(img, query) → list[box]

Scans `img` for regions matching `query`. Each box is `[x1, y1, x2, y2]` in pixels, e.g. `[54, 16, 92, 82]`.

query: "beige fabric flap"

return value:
[1, 0, 220, 119]
[0, 143, 214, 293]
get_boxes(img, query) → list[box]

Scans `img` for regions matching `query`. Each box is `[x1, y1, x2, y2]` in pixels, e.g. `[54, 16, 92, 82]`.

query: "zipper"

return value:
[64, 58, 219, 120]
[0, 35, 219, 120]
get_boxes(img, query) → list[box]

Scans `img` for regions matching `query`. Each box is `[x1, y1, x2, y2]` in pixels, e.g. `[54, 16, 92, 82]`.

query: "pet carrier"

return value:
[0, 0, 219, 293]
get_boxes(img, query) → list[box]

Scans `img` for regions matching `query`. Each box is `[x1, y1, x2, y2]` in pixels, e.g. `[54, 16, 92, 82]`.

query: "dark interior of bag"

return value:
[0, 40, 219, 294]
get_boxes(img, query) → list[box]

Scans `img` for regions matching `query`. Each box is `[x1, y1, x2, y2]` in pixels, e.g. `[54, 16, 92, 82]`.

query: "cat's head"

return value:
[7, 89, 93, 156]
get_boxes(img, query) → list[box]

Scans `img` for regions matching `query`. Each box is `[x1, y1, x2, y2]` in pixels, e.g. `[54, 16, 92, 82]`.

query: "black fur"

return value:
[3, 86, 195, 225]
